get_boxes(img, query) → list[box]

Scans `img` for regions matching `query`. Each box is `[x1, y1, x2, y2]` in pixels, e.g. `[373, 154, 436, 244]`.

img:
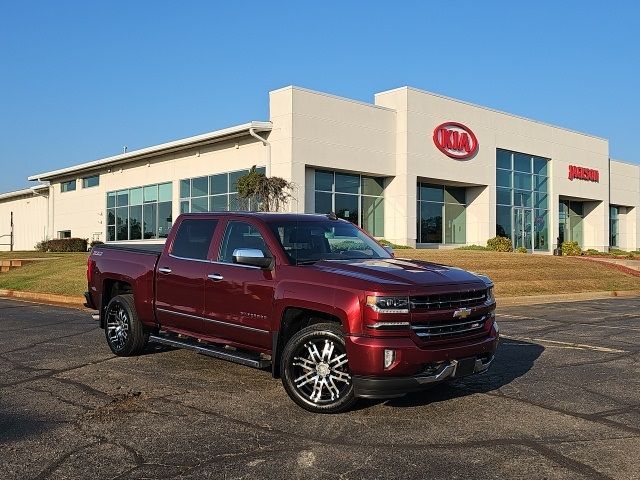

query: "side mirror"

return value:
[384, 245, 395, 257]
[232, 248, 273, 269]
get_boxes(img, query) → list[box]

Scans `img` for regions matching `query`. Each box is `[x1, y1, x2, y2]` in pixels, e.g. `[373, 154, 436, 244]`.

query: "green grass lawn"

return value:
[0, 251, 88, 297]
[0, 249, 639, 298]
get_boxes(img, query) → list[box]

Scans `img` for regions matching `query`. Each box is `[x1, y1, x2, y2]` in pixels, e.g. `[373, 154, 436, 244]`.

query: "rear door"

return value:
[202, 219, 275, 350]
[155, 217, 219, 335]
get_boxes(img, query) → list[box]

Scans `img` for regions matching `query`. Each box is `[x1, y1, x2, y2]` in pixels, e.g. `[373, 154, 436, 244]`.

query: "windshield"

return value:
[268, 220, 391, 265]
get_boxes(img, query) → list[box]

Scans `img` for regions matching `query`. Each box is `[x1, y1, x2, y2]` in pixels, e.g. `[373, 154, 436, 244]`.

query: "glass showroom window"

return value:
[106, 182, 172, 241]
[313, 170, 384, 237]
[558, 200, 583, 247]
[609, 206, 619, 248]
[496, 148, 549, 251]
[179, 167, 266, 214]
[417, 184, 466, 244]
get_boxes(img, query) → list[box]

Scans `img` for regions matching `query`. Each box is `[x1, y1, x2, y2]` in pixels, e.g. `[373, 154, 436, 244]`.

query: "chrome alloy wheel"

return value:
[292, 339, 351, 404]
[106, 304, 130, 350]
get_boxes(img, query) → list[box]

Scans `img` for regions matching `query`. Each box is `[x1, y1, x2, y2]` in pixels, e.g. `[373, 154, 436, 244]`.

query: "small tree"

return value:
[236, 166, 294, 212]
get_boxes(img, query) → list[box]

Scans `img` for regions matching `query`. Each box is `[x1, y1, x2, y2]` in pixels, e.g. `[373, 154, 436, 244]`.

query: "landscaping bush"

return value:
[36, 238, 88, 252]
[561, 241, 582, 256]
[515, 246, 528, 254]
[89, 240, 104, 248]
[377, 239, 411, 249]
[455, 245, 489, 251]
[486, 236, 513, 252]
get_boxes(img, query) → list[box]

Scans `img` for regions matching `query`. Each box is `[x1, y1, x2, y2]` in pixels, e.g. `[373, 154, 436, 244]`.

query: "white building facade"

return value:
[0, 86, 638, 252]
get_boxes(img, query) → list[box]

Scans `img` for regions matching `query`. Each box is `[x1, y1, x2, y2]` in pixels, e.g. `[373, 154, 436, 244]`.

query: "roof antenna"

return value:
[123, 146, 128, 153]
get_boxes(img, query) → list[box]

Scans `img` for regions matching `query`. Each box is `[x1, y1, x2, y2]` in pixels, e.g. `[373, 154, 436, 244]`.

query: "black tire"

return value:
[280, 322, 356, 414]
[104, 294, 148, 356]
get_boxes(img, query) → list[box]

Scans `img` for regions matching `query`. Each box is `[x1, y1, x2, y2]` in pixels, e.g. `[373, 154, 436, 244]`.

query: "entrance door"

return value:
[514, 208, 533, 250]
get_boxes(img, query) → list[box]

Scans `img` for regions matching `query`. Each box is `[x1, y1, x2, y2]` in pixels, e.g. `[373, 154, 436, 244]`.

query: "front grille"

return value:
[410, 289, 487, 311]
[411, 315, 488, 340]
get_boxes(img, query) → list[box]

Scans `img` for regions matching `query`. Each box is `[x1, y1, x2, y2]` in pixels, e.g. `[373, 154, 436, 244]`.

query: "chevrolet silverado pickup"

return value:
[85, 212, 499, 413]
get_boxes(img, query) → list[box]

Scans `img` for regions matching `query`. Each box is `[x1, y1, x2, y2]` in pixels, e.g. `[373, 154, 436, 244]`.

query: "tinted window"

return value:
[82, 175, 99, 188]
[171, 219, 218, 260]
[219, 221, 270, 263]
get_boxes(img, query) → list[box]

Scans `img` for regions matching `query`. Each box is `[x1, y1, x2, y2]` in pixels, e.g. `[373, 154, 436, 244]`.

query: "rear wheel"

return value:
[104, 294, 148, 356]
[281, 322, 356, 413]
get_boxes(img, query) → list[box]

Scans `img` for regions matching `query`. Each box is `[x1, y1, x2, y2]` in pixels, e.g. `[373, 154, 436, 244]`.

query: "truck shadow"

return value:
[359, 338, 544, 409]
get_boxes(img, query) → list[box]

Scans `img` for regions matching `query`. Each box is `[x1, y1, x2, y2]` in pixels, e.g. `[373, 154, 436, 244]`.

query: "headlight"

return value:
[486, 287, 495, 303]
[366, 295, 410, 314]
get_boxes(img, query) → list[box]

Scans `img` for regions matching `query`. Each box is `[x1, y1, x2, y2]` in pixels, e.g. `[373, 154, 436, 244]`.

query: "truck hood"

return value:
[310, 258, 488, 290]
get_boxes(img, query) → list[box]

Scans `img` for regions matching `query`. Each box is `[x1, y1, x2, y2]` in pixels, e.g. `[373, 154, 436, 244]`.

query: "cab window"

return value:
[219, 221, 271, 263]
[171, 219, 218, 260]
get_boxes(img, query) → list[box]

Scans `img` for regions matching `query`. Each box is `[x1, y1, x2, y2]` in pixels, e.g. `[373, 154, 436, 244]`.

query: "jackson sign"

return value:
[568, 165, 599, 183]
[433, 122, 478, 159]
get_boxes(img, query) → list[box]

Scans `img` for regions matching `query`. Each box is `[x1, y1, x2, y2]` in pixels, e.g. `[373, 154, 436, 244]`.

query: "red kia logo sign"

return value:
[568, 165, 599, 183]
[433, 122, 478, 159]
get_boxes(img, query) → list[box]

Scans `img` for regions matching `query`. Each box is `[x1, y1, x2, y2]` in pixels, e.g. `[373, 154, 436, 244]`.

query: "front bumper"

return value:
[352, 355, 493, 399]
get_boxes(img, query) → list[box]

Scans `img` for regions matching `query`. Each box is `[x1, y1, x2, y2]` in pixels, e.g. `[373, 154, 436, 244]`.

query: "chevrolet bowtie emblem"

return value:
[453, 307, 472, 319]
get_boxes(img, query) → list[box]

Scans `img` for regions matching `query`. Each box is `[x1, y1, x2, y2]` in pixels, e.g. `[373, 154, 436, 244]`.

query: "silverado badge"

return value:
[453, 307, 472, 319]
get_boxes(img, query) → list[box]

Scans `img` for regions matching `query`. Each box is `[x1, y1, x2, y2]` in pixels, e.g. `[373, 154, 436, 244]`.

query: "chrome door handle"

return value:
[158, 267, 172, 274]
[207, 274, 224, 281]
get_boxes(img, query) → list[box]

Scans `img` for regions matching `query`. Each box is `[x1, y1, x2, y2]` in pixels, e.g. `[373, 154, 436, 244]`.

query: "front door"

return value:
[514, 208, 533, 251]
[203, 220, 274, 350]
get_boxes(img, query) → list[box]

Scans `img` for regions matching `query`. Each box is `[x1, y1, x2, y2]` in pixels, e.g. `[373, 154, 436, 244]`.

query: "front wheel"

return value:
[104, 294, 148, 356]
[280, 323, 356, 413]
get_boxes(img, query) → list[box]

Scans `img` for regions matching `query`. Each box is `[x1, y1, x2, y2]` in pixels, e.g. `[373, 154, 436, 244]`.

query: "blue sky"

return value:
[1, 1, 638, 192]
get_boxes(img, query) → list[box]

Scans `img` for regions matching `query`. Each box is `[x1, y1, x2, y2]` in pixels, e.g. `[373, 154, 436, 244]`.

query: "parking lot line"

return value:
[501, 336, 628, 354]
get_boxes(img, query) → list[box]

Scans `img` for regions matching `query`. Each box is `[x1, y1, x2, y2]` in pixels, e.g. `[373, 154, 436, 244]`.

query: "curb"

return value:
[0, 289, 87, 310]
[498, 290, 640, 307]
[1, 288, 638, 311]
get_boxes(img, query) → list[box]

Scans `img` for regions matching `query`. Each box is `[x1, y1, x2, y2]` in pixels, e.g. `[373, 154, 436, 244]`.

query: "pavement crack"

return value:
[524, 440, 613, 480]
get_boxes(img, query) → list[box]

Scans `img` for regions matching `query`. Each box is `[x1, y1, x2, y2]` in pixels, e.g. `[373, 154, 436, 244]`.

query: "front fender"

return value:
[273, 280, 363, 334]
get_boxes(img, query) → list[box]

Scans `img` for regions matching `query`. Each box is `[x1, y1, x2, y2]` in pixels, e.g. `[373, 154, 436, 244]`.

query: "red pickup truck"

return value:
[85, 212, 498, 413]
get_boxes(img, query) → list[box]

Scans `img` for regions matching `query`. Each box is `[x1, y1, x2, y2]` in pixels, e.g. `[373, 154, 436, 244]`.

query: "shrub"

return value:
[486, 236, 513, 252]
[89, 240, 104, 248]
[455, 245, 488, 251]
[36, 238, 88, 252]
[377, 239, 411, 250]
[515, 246, 528, 254]
[561, 241, 582, 256]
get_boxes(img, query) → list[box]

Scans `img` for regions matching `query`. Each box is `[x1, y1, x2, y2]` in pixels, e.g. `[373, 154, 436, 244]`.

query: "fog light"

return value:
[384, 349, 396, 369]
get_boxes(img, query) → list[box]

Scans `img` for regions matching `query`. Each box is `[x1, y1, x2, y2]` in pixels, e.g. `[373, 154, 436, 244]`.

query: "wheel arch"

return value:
[272, 306, 343, 378]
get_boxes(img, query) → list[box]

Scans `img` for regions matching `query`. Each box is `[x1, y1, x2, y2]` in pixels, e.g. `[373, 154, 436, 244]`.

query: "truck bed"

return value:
[93, 243, 165, 255]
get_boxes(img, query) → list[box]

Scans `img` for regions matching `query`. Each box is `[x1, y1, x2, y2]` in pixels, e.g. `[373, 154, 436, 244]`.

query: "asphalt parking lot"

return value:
[1, 297, 639, 479]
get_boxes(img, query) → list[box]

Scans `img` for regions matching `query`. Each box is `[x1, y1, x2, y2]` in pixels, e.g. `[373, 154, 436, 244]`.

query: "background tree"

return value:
[236, 166, 294, 212]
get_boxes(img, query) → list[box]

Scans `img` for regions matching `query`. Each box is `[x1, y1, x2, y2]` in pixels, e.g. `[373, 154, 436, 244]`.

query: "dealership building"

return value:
[0, 85, 639, 252]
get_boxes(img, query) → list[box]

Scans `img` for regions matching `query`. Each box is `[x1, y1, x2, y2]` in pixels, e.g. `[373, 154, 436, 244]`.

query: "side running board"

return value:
[149, 334, 271, 369]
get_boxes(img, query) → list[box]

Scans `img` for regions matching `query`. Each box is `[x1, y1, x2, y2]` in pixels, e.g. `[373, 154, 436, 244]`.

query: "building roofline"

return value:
[270, 85, 396, 112]
[375, 86, 608, 142]
[609, 158, 639, 167]
[28, 121, 272, 182]
[0, 184, 48, 201]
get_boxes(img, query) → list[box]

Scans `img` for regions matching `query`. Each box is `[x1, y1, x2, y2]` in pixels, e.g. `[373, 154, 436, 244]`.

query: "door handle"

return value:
[208, 273, 224, 281]
[158, 267, 172, 274]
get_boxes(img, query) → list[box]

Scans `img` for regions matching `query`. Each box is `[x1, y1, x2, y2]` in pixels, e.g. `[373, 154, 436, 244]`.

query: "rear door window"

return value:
[170, 219, 218, 260]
